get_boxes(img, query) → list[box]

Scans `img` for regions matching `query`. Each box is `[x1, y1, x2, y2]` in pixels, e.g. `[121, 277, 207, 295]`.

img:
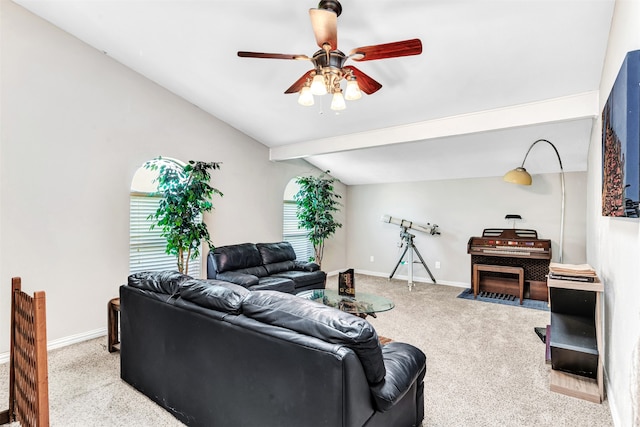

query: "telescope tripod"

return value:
[389, 227, 437, 290]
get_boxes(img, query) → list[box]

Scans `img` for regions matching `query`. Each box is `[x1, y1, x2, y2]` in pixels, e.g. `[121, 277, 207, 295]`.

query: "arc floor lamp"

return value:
[503, 138, 565, 263]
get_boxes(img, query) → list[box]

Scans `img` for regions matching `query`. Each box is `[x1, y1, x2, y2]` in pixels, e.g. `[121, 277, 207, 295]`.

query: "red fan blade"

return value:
[238, 51, 310, 61]
[349, 39, 422, 62]
[343, 66, 382, 94]
[284, 70, 315, 94]
[309, 8, 338, 50]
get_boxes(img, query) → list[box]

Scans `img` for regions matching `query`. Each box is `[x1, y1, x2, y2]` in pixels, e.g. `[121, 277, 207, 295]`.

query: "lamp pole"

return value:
[519, 139, 565, 263]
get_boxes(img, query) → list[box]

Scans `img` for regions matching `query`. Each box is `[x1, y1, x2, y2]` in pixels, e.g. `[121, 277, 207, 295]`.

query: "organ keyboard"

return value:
[467, 228, 552, 301]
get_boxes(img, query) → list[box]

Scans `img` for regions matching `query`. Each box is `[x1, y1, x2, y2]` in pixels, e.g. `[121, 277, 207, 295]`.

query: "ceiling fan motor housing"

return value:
[318, 0, 342, 16]
[312, 49, 350, 92]
[312, 49, 347, 69]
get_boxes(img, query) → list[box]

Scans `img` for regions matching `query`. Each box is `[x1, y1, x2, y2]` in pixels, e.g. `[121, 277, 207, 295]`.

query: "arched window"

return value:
[283, 178, 313, 262]
[129, 158, 202, 277]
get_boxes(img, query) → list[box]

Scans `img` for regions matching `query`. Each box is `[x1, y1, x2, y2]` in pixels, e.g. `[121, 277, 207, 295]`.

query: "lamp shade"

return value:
[503, 167, 532, 185]
[310, 74, 327, 96]
[344, 79, 362, 100]
[330, 91, 346, 111]
[297, 86, 314, 106]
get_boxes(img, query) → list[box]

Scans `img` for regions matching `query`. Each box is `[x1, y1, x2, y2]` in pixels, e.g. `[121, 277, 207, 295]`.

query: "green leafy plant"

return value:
[294, 171, 342, 268]
[144, 158, 223, 275]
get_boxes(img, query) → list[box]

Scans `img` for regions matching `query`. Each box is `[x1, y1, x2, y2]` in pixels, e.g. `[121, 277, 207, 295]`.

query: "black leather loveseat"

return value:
[207, 241, 326, 293]
[120, 271, 426, 427]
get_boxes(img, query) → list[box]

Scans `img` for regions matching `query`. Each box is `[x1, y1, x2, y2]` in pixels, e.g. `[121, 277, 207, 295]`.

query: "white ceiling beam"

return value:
[269, 91, 599, 161]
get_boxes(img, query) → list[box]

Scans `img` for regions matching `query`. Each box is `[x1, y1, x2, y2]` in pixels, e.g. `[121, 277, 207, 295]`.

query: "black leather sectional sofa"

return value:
[207, 241, 326, 293]
[120, 271, 426, 427]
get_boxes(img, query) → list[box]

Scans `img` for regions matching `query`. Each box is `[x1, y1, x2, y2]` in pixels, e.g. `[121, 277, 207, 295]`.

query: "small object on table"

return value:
[339, 268, 355, 297]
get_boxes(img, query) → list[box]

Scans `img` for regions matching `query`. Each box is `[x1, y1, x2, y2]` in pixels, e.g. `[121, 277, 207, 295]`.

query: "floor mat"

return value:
[456, 288, 550, 311]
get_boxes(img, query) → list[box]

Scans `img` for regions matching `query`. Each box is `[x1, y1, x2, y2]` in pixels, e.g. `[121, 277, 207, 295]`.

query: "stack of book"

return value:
[548, 262, 598, 282]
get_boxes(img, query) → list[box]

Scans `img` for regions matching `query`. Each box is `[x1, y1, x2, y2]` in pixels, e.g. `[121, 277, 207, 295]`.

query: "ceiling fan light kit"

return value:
[238, 0, 422, 111]
[301, 66, 354, 110]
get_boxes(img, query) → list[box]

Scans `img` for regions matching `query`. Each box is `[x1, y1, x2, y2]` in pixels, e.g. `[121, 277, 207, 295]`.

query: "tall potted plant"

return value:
[144, 158, 223, 275]
[294, 171, 342, 268]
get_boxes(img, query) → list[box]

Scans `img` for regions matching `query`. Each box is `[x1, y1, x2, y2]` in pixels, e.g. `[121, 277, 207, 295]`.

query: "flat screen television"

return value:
[602, 50, 640, 218]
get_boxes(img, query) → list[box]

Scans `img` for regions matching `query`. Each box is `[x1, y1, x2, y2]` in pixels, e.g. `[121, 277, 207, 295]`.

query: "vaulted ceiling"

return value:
[13, 0, 615, 184]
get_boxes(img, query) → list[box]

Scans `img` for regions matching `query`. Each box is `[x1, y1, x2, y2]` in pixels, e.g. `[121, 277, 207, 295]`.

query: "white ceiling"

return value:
[13, 0, 614, 185]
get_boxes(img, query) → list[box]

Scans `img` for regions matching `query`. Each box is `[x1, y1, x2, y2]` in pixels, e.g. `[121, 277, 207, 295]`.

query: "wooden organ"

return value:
[467, 228, 552, 301]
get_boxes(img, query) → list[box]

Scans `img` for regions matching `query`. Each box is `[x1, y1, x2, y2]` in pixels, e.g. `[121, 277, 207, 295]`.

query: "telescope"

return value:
[381, 214, 440, 290]
[381, 214, 440, 236]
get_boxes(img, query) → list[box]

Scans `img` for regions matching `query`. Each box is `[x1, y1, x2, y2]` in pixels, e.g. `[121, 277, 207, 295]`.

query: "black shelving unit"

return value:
[547, 277, 604, 403]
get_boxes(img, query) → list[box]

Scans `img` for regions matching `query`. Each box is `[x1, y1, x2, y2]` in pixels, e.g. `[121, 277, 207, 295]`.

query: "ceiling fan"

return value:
[237, 0, 422, 111]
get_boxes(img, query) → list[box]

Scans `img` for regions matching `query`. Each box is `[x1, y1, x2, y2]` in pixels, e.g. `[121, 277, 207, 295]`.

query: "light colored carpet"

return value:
[0, 274, 613, 426]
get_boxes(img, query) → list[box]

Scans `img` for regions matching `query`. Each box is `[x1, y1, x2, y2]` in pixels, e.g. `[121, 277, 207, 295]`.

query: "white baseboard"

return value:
[327, 268, 469, 289]
[603, 367, 622, 427]
[0, 328, 106, 365]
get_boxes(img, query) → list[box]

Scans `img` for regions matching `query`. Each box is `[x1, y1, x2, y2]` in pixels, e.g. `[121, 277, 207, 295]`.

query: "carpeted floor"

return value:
[0, 274, 614, 426]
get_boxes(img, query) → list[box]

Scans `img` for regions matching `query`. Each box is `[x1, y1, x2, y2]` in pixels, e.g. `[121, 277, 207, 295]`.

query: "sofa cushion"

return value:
[251, 277, 296, 293]
[232, 266, 269, 278]
[242, 291, 386, 384]
[179, 279, 249, 314]
[370, 342, 427, 412]
[127, 271, 191, 295]
[213, 243, 263, 273]
[271, 270, 326, 290]
[257, 242, 297, 264]
[263, 260, 296, 275]
[294, 261, 320, 272]
[215, 271, 260, 287]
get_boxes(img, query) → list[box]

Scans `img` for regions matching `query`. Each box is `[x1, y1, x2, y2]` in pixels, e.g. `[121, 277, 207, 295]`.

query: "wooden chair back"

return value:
[0, 277, 49, 427]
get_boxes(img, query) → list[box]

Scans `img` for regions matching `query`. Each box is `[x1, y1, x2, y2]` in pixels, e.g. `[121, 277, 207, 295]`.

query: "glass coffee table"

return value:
[297, 289, 394, 318]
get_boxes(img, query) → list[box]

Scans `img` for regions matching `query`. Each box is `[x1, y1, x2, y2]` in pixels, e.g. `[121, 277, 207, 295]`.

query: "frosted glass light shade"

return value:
[344, 79, 362, 100]
[503, 167, 532, 185]
[310, 74, 327, 95]
[330, 92, 346, 110]
[298, 86, 314, 106]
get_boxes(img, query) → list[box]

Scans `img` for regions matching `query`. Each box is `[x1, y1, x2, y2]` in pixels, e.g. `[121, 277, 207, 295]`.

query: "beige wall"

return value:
[346, 172, 587, 286]
[0, 1, 346, 354]
[587, 1, 640, 425]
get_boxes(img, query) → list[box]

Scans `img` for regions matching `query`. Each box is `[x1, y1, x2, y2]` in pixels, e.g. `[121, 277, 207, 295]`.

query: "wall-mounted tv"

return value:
[602, 50, 640, 218]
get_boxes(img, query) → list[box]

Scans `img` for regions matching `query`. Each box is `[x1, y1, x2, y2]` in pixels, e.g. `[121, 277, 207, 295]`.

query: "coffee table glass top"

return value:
[297, 289, 394, 315]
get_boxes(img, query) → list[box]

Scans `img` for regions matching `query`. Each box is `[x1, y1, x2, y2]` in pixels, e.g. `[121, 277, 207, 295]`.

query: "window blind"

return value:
[283, 201, 314, 262]
[129, 194, 201, 277]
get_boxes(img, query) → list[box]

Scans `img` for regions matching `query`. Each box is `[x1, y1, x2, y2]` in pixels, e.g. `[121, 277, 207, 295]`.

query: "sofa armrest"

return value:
[294, 261, 320, 272]
[215, 271, 259, 288]
[370, 342, 426, 412]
